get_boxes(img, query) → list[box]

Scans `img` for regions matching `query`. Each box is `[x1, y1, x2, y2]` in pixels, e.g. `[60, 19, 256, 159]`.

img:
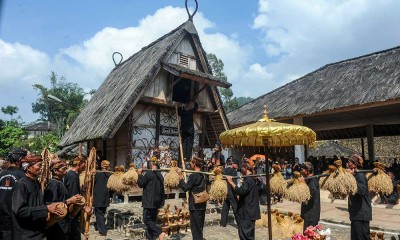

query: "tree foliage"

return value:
[0, 121, 26, 157]
[206, 53, 238, 112]
[32, 71, 89, 138]
[1, 105, 19, 120]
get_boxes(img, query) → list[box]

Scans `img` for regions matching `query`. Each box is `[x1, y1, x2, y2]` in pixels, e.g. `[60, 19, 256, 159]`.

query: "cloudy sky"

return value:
[1, 0, 400, 122]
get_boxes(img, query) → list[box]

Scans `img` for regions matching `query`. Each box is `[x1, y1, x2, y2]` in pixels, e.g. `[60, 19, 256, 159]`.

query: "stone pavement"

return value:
[85, 197, 400, 240]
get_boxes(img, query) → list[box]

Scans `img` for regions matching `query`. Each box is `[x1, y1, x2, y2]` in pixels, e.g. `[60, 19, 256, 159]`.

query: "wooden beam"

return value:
[179, 73, 231, 88]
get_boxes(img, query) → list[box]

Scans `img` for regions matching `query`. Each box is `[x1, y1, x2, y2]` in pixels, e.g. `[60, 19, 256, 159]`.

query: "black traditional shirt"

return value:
[12, 177, 48, 240]
[44, 179, 69, 235]
[234, 176, 261, 221]
[0, 166, 25, 232]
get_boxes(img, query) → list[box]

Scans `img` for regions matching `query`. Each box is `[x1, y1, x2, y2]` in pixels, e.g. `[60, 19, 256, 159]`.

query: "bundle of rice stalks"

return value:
[272, 215, 292, 238]
[289, 216, 304, 235]
[209, 167, 228, 203]
[367, 162, 393, 195]
[107, 166, 130, 193]
[319, 165, 337, 190]
[122, 163, 138, 186]
[255, 212, 268, 228]
[326, 160, 357, 198]
[164, 160, 180, 189]
[79, 172, 86, 190]
[284, 171, 310, 203]
[270, 164, 286, 195]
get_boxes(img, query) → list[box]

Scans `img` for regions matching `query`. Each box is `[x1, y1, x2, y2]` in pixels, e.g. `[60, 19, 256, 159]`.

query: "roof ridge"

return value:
[230, 45, 400, 114]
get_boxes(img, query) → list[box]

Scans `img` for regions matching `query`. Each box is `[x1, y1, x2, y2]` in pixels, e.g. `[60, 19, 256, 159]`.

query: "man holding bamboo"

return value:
[226, 159, 260, 240]
[64, 157, 86, 240]
[12, 155, 65, 240]
[220, 158, 239, 227]
[299, 162, 320, 231]
[347, 154, 371, 240]
[137, 159, 166, 240]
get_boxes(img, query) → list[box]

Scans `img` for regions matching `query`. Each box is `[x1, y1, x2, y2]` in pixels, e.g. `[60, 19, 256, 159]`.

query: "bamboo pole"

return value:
[175, 104, 189, 202]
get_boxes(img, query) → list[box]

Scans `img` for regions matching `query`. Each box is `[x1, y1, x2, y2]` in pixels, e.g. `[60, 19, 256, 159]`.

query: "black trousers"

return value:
[303, 217, 319, 231]
[237, 218, 255, 240]
[95, 207, 107, 235]
[220, 198, 238, 227]
[46, 223, 69, 240]
[190, 210, 206, 240]
[143, 208, 161, 240]
[0, 231, 12, 240]
[351, 220, 370, 240]
[181, 127, 194, 161]
[69, 216, 81, 240]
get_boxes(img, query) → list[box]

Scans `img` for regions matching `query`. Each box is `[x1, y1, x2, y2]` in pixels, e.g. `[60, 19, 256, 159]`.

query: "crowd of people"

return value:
[0, 147, 112, 240]
[1, 143, 398, 240]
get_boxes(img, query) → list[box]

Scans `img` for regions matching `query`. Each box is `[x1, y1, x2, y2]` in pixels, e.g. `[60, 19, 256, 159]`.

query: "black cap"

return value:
[300, 162, 313, 172]
[232, 159, 240, 165]
[6, 147, 27, 163]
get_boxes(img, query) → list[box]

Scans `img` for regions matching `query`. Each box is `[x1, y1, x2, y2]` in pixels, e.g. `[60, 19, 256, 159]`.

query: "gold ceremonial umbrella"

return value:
[219, 105, 316, 240]
[220, 107, 316, 147]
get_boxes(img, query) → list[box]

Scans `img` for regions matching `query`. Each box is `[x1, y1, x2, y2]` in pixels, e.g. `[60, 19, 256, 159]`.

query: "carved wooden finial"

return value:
[263, 104, 268, 118]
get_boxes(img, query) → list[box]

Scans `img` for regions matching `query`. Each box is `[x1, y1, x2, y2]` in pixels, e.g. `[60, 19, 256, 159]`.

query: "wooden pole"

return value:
[175, 104, 189, 202]
[263, 142, 273, 240]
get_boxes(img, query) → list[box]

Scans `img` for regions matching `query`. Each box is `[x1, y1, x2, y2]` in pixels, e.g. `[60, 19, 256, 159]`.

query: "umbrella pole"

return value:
[264, 143, 273, 240]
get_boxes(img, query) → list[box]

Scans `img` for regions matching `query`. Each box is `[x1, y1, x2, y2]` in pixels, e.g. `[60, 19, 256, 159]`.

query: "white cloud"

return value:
[0, 6, 252, 122]
[251, 0, 400, 92]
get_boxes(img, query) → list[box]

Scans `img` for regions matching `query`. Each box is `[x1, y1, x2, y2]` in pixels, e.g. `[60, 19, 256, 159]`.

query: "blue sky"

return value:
[1, 0, 400, 123]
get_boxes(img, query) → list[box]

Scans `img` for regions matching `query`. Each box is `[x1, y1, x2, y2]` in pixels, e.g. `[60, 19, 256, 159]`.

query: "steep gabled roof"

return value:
[228, 46, 400, 126]
[60, 21, 221, 147]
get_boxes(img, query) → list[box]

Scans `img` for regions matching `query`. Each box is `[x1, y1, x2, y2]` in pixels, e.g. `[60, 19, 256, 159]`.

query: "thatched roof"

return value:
[60, 20, 224, 147]
[228, 46, 400, 126]
[24, 121, 56, 131]
[308, 140, 358, 157]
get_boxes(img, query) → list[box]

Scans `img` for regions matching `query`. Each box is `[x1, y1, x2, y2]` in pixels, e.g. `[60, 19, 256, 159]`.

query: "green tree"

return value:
[22, 132, 60, 154]
[32, 71, 87, 138]
[206, 53, 238, 112]
[236, 96, 254, 107]
[1, 105, 19, 120]
[0, 121, 26, 157]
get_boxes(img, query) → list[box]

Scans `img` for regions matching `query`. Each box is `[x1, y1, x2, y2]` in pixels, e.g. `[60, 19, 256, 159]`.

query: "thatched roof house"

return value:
[228, 46, 400, 140]
[59, 20, 231, 166]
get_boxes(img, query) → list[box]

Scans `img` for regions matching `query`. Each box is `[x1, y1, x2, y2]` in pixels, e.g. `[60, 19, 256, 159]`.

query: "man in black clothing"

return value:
[137, 160, 166, 240]
[226, 160, 260, 240]
[178, 101, 198, 162]
[44, 159, 83, 240]
[347, 154, 372, 240]
[0, 147, 27, 240]
[220, 158, 239, 227]
[93, 160, 112, 237]
[300, 162, 320, 231]
[207, 142, 225, 170]
[12, 155, 65, 240]
[64, 157, 86, 240]
[178, 158, 207, 240]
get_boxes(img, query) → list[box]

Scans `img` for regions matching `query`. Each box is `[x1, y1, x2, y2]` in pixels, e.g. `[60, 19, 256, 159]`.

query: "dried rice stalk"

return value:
[327, 160, 357, 198]
[272, 215, 292, 238]
[284, 171, 311, 203]
[270, 164, 287, 195]
[319, 165, 337, 190]
[256, 212, 268, 228]
[164, 160, 180, 189]
[107, 166, 130, 193]
[79, 172, 86, 190]
[289, 216, 304, 235]
[122, 163, 138, 185]
[367, 162, 393, 195]
[209, 167, 228, 203]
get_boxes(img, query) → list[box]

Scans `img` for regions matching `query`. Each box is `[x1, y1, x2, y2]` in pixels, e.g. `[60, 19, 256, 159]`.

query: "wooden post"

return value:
[366, 125, 375, 164]
[263, 140, 273, 240]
